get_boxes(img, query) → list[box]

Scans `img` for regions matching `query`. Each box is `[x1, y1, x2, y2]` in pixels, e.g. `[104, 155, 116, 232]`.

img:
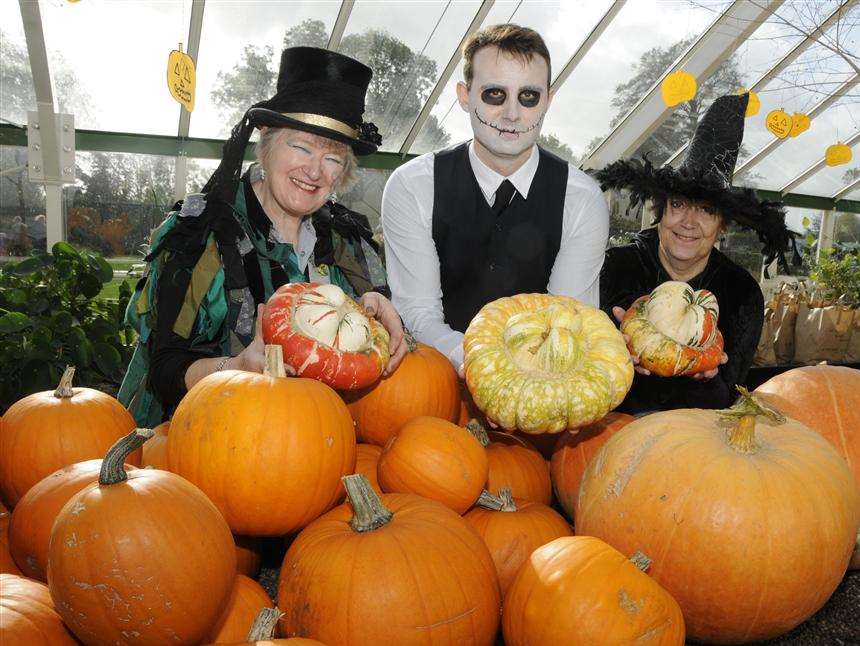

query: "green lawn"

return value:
[106, 256, 143, 272]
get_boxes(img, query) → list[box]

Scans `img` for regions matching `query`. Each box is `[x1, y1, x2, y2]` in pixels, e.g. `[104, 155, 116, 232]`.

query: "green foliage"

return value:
[0, 242, 134, 412]
[808, 248, 860, 306]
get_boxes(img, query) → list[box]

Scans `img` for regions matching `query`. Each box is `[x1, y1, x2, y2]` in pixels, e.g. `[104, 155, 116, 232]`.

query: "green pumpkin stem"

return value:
[630, 551, 652, 572]
[53, 366, 76, 398]
[722, 386, 785, 424]
[343, 474, 393, 532]
[727, 416, 759, 454]
[245, 607, 283, 641]
[476, 488, 518, 512]
[263, 344, 287, 379]
[403, 328, 418, 353]
[465, 419, 490, 447]
[99, 428, 154, 486]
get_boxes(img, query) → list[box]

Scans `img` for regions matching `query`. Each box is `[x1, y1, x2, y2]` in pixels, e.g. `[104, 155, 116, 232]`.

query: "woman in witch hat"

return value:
[596, 93, 795, 414]
[118, 47, 406, 426]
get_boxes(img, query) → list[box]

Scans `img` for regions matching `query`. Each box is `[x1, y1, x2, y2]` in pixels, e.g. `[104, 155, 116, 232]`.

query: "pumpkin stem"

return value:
[629, 551, 652, 572]
[343, 474, 393, 533]
[263, 344, 287, 379]
[403, 327, 418, 353]
[99, 428, 154, 486]
[245, 607, 283, 641]
[465, 419, 490, 447]
[476, 488, 518, 512]
[727, 415, 759, 454]
[722, 386, 785, 424]
[53, 366, 76, 398]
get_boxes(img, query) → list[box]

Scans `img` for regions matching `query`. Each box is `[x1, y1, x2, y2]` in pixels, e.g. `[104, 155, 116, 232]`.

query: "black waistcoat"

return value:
[432, 142, 568, 333]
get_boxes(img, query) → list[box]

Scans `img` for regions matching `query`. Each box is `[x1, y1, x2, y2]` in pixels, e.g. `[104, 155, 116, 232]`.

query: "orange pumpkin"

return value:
[464, 488, 571, 595]
[344, 338, 460, 446]
[48, 428, 237, 646]
[278, 475, 500, 644]
[550, 412, 636, 521]
[0, 366, 138, 507]
[0, 501, 20, 575]
[0, 573, 78, 645]
[205, 608, 327, 645]
[576, 394, 860, 643]
[378, 416, 488, 514]
[458, 381, 483, 426]
[208, 574, 274, 644]
[168, 346, 356, 535]
[352, 443, 383, 494]
[503, 536, 685, 645]
[234, 535, 264, 578]
[141, 421, 169, 469]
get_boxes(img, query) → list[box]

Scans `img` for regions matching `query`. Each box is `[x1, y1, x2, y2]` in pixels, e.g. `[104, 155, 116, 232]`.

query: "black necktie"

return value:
[492, 179, 517, 217]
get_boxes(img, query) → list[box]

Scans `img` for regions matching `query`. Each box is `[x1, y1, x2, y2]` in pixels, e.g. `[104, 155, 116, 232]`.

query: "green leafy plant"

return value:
[0, 242, 134, 412]
[808, 248, 860, 306]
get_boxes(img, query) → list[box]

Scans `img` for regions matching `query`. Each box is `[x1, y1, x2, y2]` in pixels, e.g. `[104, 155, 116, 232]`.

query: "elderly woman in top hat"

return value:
[118, 47, 406, 426]
[597, 93, 795, 414]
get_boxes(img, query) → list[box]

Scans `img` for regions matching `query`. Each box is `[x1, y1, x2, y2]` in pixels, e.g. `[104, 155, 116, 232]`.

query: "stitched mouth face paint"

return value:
[474, 108, 543, 136]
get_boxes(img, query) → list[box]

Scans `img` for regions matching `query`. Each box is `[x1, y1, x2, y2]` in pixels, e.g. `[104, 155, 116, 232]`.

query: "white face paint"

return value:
[458, 46, 551, 166]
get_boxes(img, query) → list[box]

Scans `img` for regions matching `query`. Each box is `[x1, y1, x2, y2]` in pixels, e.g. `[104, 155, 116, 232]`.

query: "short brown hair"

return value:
[462, 24, 551, 88]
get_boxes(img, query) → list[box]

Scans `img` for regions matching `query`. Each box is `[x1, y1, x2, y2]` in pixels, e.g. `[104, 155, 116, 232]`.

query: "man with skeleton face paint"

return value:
[382, 24, 609, 373]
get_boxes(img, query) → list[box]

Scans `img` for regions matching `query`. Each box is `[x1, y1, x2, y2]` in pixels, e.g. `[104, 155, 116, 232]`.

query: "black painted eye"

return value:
[481, 88, 507, 105]
[518, 90, 540, 107]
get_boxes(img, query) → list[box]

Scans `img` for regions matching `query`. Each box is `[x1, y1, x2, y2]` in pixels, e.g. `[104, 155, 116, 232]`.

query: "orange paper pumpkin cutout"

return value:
[661, 71, 697, 108]
[167, 47, 196, 112]
[789, 113, 811, 138]
[737, 88, 760, 117]
[766, 109, 793, 139]
[825, 143, 852, 167]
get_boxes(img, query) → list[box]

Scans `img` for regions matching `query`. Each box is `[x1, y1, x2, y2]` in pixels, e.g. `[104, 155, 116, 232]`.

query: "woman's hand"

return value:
[689, 352, 728, 381]
[360, 292, 408, 376]
[612, 306, 651, 376]
[235, 304, 296, 375]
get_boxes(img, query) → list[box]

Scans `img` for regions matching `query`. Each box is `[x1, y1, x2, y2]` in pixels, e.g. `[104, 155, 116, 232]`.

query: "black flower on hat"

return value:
[358, 122, 382, 147]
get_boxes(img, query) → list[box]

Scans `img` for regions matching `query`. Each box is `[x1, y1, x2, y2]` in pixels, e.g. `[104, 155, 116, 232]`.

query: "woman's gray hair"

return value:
[254, 126, 358, 193]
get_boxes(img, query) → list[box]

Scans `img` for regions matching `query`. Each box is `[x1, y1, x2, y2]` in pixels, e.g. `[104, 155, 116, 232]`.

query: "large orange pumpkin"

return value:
[48, 428, 237, 646]
[351, 443, 383, 495]
[503, 536, 685, 645]
[262, 282, 389, 390]
[343, 337, 460, 446]
[206, 608, 327, 645]
[550, 412, 636, 521]
[378, 416, 488, 514]
[0, 573, 78, 645]
[141, 421, 169, 469]
[0, 366, 138, 507]
[464, 488, 571, 595]
[620, 281, 724, 377]
[467, 421, 551, 504]
[0, 501, 20, 575]
[278, 474, 500, 644]
[208, 574, 274, 644]
[234, 535, 264, 578]
[464, 294, 633, 433]
[576, 394, 860, 644]
[168, 346, 356, 535]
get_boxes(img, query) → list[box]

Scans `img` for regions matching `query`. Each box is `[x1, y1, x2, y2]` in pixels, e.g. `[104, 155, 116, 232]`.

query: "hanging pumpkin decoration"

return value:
[621, 281, 723, 377]
[661, 70, 697, 107]
[48, 429, 237, 646]
[0, 501, 20, 575]
[503, 536, 684, 645]
[464, 294, 633, 433]
[737, 88, 760, 117]
[377, 416, 488, 514]
[141, 421, 169, 470]
[262, 282, 389, 390]
[167, 44, 195, 112]
[789, 112, 811, 137]
[168, 346, 356, 535]
[576, 392, 860, 643]
[0, 573, 78, 644]
[343, 336, 460, 446]
[207, 575, 274, 644]
[277, 475, 501, 645]
[766, 108, 793, 139]
[0, 366, 138, 507]
[825, 142, 853, 167]
[464, 488, 571, 595]
[550, 412, 636, 521]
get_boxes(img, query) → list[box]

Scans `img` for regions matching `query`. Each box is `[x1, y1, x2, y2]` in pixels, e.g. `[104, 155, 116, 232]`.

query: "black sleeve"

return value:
[148, 251, 222, 407]
[599, 247, 646, 320]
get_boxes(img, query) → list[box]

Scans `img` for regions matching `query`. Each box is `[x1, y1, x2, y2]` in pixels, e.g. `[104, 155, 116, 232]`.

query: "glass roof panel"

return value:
[38, 0, 194, 136]
[541, 0, 731, 164]
[1, 3, 36, 126]
[791, 141, 859, 197]
[190, 1, 341, 139]
[408, 0, 613, 156]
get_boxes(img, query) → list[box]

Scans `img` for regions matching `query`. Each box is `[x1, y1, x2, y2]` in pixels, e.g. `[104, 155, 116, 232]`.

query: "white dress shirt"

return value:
[382, 141, 609, 369]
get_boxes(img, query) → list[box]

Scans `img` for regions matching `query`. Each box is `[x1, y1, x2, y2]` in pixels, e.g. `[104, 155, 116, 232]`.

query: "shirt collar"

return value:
[468, 141, 539, 204]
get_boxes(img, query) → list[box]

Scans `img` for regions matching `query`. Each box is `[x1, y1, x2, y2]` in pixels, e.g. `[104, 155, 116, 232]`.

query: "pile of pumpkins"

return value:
[1, 287, 859, 646]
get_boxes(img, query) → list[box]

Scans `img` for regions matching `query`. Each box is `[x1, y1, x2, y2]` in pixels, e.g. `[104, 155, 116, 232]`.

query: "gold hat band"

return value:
[279, 112, 358, 139]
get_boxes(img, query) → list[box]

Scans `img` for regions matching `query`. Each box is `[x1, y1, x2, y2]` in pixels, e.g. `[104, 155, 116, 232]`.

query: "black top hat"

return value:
[248, 47, 381, 156]
[595, 93, 796, 272]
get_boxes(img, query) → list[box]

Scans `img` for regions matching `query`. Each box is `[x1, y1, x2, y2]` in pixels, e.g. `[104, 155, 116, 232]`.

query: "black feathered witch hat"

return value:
[596, 93, 797, 273]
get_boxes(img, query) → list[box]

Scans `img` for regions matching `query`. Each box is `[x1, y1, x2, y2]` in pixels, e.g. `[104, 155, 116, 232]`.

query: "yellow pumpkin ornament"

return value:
[789, 112, 811, 137]
[766, 109, 793, 139]
[661, 71, 697, 108]
[737, 88, 760, 117]
[825, 142, 852, 167]
[463, 294, 633, 434]
[167, 44, 196, 112]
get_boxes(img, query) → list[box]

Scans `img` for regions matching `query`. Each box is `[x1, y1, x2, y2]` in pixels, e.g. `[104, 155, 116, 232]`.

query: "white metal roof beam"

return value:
[550, 0, 626, 93]
[582, 0, 784, 171]
[779, 129, 860, 194]
[327, 1, 355, 52]
[664, 0, 858, 167]
[399, 0, 495, 155]
[833, 175, 860, 200]
[177, 0, 206, 138]
[734, 72, 859, 179]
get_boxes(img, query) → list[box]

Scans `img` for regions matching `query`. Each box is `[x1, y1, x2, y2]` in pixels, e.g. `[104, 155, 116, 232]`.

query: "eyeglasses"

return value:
[668, 197, 719, 219]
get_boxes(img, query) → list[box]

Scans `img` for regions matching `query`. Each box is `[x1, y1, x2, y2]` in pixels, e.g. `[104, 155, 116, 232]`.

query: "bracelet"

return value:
[214, 356, 231, 372]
